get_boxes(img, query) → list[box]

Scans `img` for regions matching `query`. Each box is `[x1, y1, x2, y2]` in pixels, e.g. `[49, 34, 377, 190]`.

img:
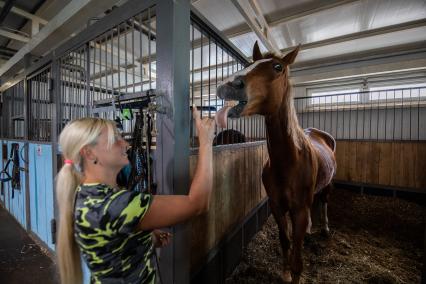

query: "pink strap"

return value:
[64, 159, 73, 165]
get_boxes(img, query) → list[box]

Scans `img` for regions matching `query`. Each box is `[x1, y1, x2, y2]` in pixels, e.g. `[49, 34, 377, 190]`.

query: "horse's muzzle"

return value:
[217, 83, 247, 102]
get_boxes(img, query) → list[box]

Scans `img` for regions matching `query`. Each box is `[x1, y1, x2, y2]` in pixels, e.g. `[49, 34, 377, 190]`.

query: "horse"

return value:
[216, 42, 336, 283]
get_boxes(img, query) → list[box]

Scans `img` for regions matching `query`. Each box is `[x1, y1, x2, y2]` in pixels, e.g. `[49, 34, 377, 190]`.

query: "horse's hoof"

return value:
[321, 228, 330, 238]
[281, 270, 292, 283]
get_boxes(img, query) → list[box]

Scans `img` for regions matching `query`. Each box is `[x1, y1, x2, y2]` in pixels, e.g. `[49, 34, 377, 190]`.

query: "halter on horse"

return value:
[216, 42, 336, 284]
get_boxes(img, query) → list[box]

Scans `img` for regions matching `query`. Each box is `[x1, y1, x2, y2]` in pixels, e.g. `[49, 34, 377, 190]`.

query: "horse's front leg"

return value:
[289, 206, 310, 284]
[270, 201, 292, 283]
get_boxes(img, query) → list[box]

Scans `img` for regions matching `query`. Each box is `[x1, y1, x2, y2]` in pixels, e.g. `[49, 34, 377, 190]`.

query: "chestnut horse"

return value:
[216, 42, 336, 283]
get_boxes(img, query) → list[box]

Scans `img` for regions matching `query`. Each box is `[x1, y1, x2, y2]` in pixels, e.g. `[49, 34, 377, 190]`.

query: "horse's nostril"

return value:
[233, 79, 244, 89]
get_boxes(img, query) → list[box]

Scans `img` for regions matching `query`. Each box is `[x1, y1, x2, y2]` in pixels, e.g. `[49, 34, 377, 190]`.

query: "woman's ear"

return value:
[252, 41, 263, 61]
[80, 146, 95, 161]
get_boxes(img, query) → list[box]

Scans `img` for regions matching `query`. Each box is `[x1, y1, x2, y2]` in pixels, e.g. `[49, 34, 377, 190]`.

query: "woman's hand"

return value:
[152, 230, 172, 248]
[193, 105, 216, 146]
[136, 107, 215, 231]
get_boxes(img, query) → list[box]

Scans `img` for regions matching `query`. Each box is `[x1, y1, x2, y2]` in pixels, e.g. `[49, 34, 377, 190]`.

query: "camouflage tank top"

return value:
[73, 183, 155, 283]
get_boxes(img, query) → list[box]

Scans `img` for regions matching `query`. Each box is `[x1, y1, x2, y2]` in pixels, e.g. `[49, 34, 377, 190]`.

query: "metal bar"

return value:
[190, 7, 249, 66]
[131, 16, 136, 95]
[124, 22, 128, 95]
[22, 54, 31, 229]
[148, 7, 152, 90]
[401, 89, 404, 140]
[191, 23, 195, 146]
[139, 12, 144, 94]
[384, 90, 387, 140]
[54, 0, 157, 60]
[208, 35, 211, 117]
[409, 89, 412, 140]
[200, 30, 203, 118]
[418, 88, 420, 141]
[156, 1, 190, 283]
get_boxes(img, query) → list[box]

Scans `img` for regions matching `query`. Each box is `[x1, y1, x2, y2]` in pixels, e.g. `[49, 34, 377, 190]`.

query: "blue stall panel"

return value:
[29, 143, 55, 250]
[1, 141, 27, 228]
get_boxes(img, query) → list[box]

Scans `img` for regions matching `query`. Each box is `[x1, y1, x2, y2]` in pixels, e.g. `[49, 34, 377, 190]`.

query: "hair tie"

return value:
[64, 159, 73, 165]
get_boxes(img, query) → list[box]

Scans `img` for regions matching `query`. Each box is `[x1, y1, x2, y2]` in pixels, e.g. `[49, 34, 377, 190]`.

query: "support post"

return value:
[156, 0, 191, 283]
[51, 54, 60, 227]
[23, 53, 31, 230]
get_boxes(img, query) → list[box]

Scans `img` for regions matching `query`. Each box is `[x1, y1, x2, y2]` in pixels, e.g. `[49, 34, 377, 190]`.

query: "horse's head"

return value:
[216, 42, 299, 127]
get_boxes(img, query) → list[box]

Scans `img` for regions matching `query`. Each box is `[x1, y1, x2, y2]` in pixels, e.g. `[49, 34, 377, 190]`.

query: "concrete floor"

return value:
[0, 205, 58, 284]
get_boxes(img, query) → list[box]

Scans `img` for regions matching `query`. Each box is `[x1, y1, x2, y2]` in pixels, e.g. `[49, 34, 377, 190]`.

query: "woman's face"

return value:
[91, 126, 130, 170]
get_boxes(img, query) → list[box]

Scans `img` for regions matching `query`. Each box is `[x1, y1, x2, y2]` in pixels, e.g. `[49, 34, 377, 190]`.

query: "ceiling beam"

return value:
[230, 0, 279, 53]
[280, 18, 426, 54]
[0, 1, 48, 25]
[223, 0, 360, 39]
[0, 0, 120, 78]
[0, 28, 30, 42]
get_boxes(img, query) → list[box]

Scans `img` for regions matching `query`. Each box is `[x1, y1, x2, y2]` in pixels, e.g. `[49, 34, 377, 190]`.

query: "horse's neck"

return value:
[265, 97, 306, 165]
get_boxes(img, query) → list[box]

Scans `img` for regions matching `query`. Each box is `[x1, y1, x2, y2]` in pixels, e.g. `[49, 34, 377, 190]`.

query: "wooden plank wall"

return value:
[335, 141, 426, 191]
[189, 143, 268, 271]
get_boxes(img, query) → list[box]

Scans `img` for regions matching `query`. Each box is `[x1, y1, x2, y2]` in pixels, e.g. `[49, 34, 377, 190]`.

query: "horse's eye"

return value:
[273, 63, 283, 72]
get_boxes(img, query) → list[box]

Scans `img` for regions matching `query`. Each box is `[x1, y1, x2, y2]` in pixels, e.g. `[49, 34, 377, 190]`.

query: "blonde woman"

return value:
[56, 107, 215, 284]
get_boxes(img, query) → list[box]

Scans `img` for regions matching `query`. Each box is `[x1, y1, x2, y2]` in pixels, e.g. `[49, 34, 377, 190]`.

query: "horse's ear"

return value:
[252, 41, 263, 61]
[282, 44, 300, 65]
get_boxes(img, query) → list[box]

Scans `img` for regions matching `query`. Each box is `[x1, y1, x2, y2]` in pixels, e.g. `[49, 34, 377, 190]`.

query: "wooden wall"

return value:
[189, 142, 268, 271]
[335, 141, 426, 191]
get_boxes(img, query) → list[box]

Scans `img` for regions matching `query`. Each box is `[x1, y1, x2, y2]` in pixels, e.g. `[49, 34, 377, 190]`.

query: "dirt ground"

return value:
[0, 205, 58, 284]
[226, 188, 425, 284]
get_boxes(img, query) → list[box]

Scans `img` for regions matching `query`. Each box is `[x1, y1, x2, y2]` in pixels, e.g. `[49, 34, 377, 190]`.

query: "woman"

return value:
[56, 107, 215, 284]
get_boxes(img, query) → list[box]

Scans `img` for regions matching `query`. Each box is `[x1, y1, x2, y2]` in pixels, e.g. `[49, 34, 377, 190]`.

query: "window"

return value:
[310, 88, 360, 105]
[369, 83, 426, 101]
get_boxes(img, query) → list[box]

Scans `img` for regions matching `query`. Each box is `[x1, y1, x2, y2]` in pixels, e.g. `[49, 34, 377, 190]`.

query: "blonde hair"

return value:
[56, 117, 116, 284]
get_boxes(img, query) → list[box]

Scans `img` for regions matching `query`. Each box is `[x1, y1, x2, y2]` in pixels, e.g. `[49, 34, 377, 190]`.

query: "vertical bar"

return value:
[401, 88, 404, 140]
[190, 24, 195, 146]
[23, 54, 31, 229]
[384, 90, 388, 140]
[52, 59, 61, 222]
[362, 91, 366, 140]
[409, 89, 412, 140]
[124, 23, 128, 95]
[117, 24, 121, 105]
[156, 1, 190, 283]
[215, 40, 218, 137]
[349, 93, 352, 139]
[131, 17, 135, 95]
[208, 35, 211, 118]
[376, 91, 379, 141]
[418, 88, 420, 141]
[393, 90, 395, 140]
[200, 31, 203, 118]
[369, 92, 372, 140]
[148, 7, 152, 90]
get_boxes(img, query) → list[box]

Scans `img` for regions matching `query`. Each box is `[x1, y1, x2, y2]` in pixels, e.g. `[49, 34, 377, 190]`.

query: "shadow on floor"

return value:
[0, 204, 58, 284]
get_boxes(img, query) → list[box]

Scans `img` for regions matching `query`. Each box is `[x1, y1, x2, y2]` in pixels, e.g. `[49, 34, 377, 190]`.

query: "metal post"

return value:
[156, 0, 190, 283]
[51, 55, 61, 224]
[23, 53, 31, 230]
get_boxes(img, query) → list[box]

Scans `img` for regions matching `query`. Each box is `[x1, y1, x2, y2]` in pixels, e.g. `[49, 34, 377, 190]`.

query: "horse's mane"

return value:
[283, 84, 309, 150]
